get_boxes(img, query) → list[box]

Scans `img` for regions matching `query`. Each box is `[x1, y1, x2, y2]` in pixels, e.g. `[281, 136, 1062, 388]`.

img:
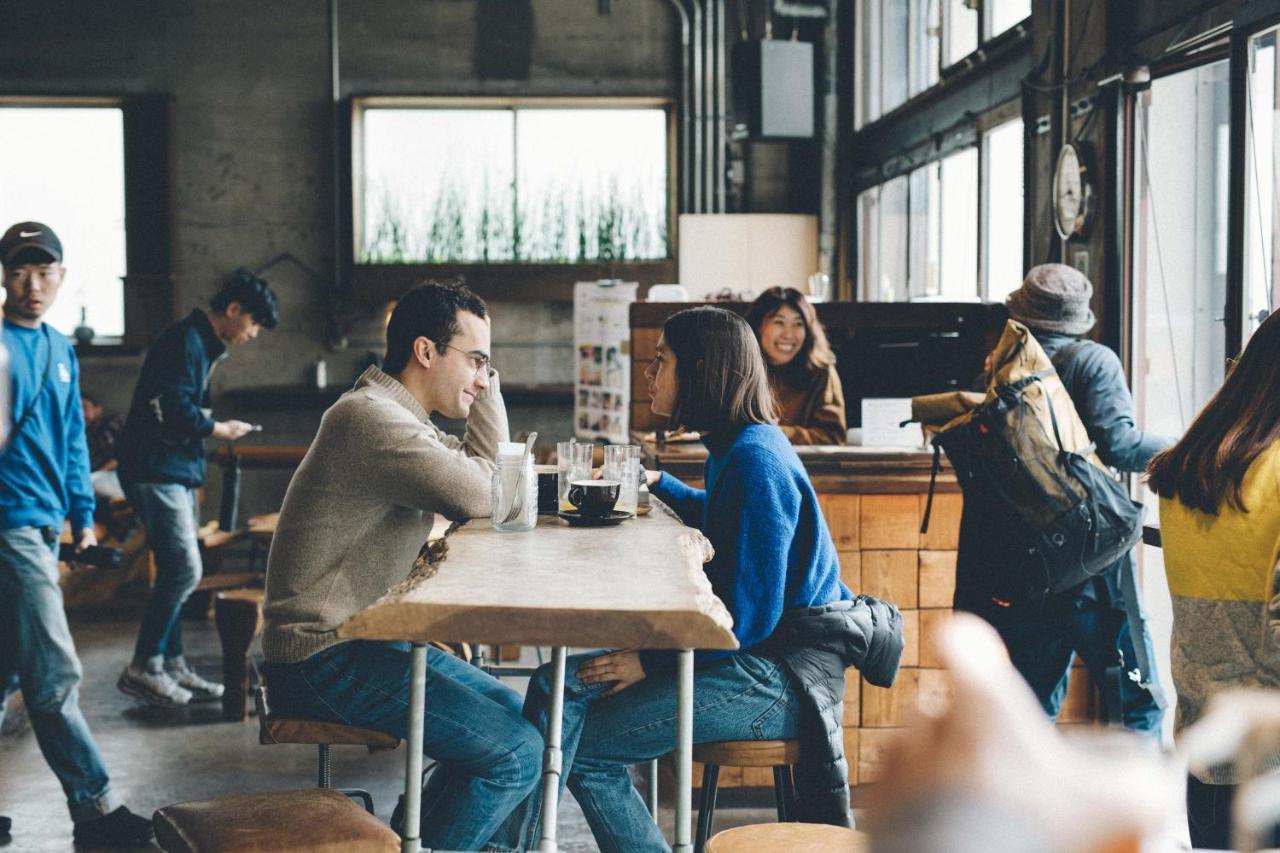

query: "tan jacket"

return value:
[770, 362, 847, 446]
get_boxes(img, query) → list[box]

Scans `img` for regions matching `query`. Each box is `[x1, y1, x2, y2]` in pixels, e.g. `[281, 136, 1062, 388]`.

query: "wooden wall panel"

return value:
[861, 668, 920, 727]
[838, 550, 861, 592]
[820, 494, 861, 551]
[857, 728, 901, 783]
[861, 550, 918, 610]
[899, 608, 919, 668]
[917, 609, 951, 669]
[860, 494, 921, 549]
[918, 492, 963, 549]
[918, 551, 957, 608]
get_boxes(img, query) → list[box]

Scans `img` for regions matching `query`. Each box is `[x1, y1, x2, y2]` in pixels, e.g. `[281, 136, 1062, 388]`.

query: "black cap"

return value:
[0, 222, 63, 266]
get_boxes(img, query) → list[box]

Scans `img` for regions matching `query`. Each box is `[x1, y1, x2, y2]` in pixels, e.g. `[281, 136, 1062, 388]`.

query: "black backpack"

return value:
[913, 322, 1144, 604]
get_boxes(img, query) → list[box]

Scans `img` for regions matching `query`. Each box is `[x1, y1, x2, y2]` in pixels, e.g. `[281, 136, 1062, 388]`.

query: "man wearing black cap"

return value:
[0, 221, 154, 845]
[115, 268, 279, 706]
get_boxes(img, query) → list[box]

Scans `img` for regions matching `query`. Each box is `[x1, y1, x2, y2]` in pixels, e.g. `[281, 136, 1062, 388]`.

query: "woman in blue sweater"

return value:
[489, 307, 899, 852]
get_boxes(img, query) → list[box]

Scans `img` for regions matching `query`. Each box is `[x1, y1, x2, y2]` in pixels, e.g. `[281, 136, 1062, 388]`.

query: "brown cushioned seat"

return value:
[705, 823, 869, 853]
[153, 788, 399, 853]
[260, 716, 400, 749]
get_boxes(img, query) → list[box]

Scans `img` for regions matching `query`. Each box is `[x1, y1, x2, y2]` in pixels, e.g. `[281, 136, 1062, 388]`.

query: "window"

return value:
[1131, 59, 1231, 439]
[855, 0, 1027, 129]
[857, 113, 1022, 302]
[982, 116, 1024, 301]
[0, 105, 126, 338]
[355, 101, 670, 264]
[1244, 24, 1279, 347]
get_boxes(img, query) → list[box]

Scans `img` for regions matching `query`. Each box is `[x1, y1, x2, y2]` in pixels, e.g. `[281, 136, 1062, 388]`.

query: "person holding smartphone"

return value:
[115, 268, 278, 706]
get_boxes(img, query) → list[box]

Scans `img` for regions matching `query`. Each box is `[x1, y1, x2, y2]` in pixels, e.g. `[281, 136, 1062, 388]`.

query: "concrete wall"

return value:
[1, 0, 683, 517]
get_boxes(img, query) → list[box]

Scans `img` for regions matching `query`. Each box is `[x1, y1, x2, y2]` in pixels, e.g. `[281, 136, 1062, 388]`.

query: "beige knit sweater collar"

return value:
[356, 365, 431, 424]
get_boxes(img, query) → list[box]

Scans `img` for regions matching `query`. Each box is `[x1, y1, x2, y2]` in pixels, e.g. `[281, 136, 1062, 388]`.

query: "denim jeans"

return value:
[490, 651, 800, 853]
[128, 482, 202, 667]
[0, 526, 121, 822]
[996, 595, 1163, 734]
[261, 641, 542, 851]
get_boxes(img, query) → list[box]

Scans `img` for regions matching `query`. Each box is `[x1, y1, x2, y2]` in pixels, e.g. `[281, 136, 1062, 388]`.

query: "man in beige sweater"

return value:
[261, 282, 541, 851]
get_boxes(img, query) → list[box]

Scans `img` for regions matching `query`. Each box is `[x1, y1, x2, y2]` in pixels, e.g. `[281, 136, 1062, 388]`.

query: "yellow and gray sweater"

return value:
[1160, 440, 1280, 783]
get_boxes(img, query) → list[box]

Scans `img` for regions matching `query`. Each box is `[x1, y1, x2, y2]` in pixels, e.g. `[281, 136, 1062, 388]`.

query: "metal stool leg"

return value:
[694, 764, 720, 853]
[317, 744, 332, 788]
[648, 759, 660, 822]
[772, 765, 794, 822]
[338, 788, 375, 813]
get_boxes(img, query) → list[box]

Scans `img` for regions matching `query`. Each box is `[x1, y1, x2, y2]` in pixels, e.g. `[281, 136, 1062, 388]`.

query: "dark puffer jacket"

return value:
[758, 595, 904, 827]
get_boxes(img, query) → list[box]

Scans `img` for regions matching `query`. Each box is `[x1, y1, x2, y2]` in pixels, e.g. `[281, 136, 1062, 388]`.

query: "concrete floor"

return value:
[0, 618, 776, 852]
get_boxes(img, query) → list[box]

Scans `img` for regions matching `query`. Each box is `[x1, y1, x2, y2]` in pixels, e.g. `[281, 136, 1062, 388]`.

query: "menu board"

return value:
[574, 280, 637, 444]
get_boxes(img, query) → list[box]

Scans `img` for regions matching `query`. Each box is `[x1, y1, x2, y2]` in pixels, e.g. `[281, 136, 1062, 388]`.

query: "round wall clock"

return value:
[1052, 142, 1094, 240]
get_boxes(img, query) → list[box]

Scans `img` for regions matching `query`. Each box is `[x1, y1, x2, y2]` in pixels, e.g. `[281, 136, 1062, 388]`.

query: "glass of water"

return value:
[604, 444, 641, 516]
[557, 441, 593, 512]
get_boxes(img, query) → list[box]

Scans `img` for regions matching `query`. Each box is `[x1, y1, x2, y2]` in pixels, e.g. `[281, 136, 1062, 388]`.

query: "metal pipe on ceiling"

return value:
[716, 0, 727, 212]
[690, 0, 705, 212]
[663, 0, 692, 214]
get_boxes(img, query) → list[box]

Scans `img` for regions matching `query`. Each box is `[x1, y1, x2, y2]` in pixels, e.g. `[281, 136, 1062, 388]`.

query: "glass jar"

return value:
[491, 455, 536, 532]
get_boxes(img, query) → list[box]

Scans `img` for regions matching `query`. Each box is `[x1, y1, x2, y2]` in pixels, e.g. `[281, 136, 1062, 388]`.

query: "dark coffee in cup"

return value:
[535, 465, 558, 514]
[567, 479, 621, 519]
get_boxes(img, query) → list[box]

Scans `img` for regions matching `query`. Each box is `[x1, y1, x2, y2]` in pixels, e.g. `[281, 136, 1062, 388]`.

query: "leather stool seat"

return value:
[705, 823, 869, 852]
[260, 715, 401, 749]
[153, 788, 400, 852]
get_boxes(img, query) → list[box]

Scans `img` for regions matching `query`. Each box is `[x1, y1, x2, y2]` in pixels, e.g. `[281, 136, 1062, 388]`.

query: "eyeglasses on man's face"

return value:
[441, 342, 493, 378]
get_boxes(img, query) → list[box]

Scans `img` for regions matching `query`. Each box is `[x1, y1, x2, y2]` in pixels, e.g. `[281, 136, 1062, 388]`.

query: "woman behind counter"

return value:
[745, 286, 847, 445]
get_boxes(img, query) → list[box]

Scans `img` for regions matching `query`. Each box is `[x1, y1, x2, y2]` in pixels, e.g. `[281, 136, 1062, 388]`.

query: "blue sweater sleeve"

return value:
[641, 450, 798, 676]
[650, 470, 707, 528]
[65, 355, 96, 532]
[1073, 345, 1172, 472]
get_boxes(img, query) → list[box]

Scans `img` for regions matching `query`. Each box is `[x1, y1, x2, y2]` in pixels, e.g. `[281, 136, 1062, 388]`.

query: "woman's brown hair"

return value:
[662, 306, 776, 434]
[743, 286, 836, 376]
[1147, 309, 1280, 514]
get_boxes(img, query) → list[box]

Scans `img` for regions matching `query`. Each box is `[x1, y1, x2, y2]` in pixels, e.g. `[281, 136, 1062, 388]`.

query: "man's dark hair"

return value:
[211, 268, 280, 329]
[384, 279, 487, 374]
[662, 306, 775, 435]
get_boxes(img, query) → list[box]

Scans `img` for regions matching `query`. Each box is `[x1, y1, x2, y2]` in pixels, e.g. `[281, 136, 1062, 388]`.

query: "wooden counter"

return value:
[639, 435, 1097, 789]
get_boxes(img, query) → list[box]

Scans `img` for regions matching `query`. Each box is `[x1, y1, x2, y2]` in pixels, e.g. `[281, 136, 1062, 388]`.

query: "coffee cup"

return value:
[535, 465, 558, 514]
[566, 479, 621, 519]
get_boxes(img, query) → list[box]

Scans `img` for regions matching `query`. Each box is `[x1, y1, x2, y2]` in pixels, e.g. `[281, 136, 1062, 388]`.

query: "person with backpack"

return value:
[1147, 310, 1280, 848]
[953, 264, 1171, 734]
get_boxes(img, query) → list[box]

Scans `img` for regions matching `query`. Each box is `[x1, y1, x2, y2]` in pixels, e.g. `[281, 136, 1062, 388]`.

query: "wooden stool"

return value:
[214, 589, 263, 721]
[153, 788, 399, 852]
[692, 739, 802, 853]
[705, 823, 869, 852]
[256, 686, 400, 813]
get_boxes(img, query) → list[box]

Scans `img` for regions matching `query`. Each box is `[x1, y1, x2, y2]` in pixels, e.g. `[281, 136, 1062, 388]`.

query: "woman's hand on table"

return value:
[577, 650, 646, 697]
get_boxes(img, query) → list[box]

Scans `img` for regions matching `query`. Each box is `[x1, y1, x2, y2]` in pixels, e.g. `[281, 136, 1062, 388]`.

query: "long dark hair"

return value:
[1147, 310, 1280, 514]
[662, 307, 776, 434]
[743, 286, 836, 376]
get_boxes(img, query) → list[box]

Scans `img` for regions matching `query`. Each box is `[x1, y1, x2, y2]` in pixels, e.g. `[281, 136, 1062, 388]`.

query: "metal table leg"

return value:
[648, 758, 660, 822]
[401, 644, 428, 853]
[674, 649, 694, 852]
[538, 647, 568, 852]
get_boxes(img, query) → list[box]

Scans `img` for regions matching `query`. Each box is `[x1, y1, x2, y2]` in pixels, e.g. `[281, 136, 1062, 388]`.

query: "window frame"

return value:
[348, 95, 679, 303]
[0, 95, 171, 353]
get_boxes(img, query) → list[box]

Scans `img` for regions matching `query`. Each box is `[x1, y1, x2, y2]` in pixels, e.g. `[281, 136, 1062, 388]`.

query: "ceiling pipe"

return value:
[690, 0, 705, 212]
[662, 0, 692, 214]
[715, 0, 727, 212]
[772, 0, 827, 18]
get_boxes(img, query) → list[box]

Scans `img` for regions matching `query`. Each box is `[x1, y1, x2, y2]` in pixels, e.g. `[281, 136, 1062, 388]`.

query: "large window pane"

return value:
[360, 106, 668, 263]
[1244, 25, 1279, 347]
[983, 118, 1024, 301]
[857, 186, 880, 300]
[1132, 60, 1230, 439]
[908, 162, 941, 298]
[987, 0, 1030, 40]
[909, 0, 941, 97]
[881, 0, 910, 115]
[943, 0, 978, 67]
[0, 107, 126, 338]
[939, 147, 978, 298]
[879, 176, 910, 301]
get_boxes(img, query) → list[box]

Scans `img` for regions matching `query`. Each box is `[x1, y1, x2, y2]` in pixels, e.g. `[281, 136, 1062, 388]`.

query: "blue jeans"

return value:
[996, 595, 1163, 734]
[490, 651, 801, 853]
[129, 482, 202, 666]
[0, 526, 121, 822]
[261, 641, 542, 851]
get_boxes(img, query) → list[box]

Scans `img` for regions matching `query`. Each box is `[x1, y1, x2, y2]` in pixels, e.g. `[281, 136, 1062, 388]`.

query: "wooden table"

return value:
[338, 502, 738, 853]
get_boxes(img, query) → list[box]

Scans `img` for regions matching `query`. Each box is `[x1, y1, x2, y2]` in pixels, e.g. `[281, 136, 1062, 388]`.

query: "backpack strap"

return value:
[919, 442, 943, 534]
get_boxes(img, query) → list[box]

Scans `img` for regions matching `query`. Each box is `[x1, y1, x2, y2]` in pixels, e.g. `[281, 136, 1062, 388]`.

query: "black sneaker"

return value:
[72, 806, 154, 848]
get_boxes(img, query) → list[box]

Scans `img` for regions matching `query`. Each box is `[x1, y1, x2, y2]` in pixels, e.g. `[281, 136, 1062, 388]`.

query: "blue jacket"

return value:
[645, 423, 851, 673]
[117, 310, 226, 489]
[955, 331, 1173, 617]
[0, 320, 95, 533]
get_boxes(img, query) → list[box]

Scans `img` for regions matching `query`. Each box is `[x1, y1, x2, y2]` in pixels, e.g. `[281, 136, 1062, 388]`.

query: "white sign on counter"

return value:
[574, 280, 637, 444]
[860, 398, 924, 448]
